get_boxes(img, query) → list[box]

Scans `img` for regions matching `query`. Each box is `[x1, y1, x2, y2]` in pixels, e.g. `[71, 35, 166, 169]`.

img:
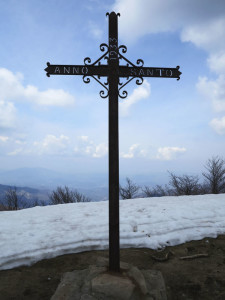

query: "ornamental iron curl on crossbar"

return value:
[83, 43, 110, 98]
[117, 45, 144, 98]
[82, 42, 145, 99]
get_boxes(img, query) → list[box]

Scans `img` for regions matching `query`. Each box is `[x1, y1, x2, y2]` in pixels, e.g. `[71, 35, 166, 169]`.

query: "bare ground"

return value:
[0, 235, 225, 300]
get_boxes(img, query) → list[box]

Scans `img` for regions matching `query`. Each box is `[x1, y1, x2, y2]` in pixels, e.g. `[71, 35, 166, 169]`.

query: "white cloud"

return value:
[93, 143, 108, 158]
[181, 17, 225, 53]
[0, 100, 16, 129]
[119, 80, 150, 117]
[74, 136, 107, 158]
[88, 21, 103, 40]
[34, 134, 70, 155]
[210, 117, 225, 135]
[120, 144, 147, 159]
[0, 134, 107, 158]
[0, 68, 75, 107]
[0, 136, 9, 142]
[197, 75, 225, 113]
[114, 0, 225, 134]
[7, 148, 23, 156]
[207, 52, 225, 74]
[156, 147, 186, 161]
[113, 0, 225, 44]
[24, 86, 75, 107]
[79, 136, 89, 142]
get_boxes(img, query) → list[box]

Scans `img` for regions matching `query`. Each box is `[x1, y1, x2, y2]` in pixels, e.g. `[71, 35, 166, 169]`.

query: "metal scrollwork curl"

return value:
[100, 43, 108, 52]
[136, 77, 143, 85]
[83, 75, 91, 84]
[119, 90, 128, 99]
[100, 90, 109, 99]
[84, 42, 109, 66]
[84, 57, 92, 65]
[117, 45, 145, 69]
[83, 75, 108, 99]
[136, 59, 144, 67]
[118, 45, 127, 54]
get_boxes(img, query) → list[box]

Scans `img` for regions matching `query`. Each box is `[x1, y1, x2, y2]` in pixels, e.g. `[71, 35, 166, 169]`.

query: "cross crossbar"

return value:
[45, 63, 181, 79]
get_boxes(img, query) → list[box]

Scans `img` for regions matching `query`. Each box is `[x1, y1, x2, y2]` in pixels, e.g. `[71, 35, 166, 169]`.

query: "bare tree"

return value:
[168, 172, 202, 196]
[202, 156, 225, 194]
[142, 185, 167, 197]
[32, 198, 46, 207]
[49, 186, 91, 205]
[119, 178, 140, 199]
[2, 187, 28, 210]
[73, 190, 91, 203]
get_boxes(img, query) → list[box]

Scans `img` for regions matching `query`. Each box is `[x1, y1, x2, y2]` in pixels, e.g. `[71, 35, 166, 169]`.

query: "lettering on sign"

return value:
[147, 69, 153, 76]
[54, 66, 89, 75]
[109, 38, 118, 61]
[166, 69, 173, 76]
[157, 69, 162, 77]
[64, 67, 70, 74]
[55, 67, 60, 74]
[129, 68, 174, 77]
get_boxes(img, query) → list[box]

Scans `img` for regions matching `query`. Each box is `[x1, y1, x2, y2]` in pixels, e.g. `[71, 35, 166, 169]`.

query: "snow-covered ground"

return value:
[0, 194, 225, 270]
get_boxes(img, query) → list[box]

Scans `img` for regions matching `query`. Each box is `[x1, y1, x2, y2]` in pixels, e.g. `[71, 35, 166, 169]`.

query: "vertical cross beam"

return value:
[108, 12, 120, 272]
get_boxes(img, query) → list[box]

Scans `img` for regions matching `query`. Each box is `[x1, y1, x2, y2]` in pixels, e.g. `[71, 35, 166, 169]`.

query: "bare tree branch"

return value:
[3, 187, 28, 210]
[142, 185, 167, 197]
[49, 186, 91, 205]
[168, 172, 202, 196]
[202, 156, 225, 194]
[119, 178, 140, 199]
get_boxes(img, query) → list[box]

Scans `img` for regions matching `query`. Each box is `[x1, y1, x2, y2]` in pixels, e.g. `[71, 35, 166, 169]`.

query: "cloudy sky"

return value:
[0, 0, 225, 177]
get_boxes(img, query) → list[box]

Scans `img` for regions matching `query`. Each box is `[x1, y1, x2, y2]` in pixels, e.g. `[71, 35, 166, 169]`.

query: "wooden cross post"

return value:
[45, 11, 182, 272]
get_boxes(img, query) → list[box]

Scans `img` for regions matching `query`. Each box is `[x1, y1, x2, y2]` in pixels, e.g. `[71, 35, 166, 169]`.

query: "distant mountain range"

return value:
[0, 167, 169, 203]
[0, 168, 108, 189]
[0, 168, 109, 202]
[0, 183, 49, 206]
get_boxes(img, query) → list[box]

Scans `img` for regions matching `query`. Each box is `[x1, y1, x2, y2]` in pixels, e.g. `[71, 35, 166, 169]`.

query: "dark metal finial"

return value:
[45, 62, 50, 77]
[106, 11, 120, 17]
[176, 66, 182, 80]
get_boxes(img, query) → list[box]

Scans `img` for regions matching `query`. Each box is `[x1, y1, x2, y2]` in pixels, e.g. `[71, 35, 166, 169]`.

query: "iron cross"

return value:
[45, 11, 182, 272]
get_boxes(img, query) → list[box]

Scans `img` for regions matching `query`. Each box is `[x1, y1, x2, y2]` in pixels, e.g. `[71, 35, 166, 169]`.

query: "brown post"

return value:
[108, 12, 120, 272]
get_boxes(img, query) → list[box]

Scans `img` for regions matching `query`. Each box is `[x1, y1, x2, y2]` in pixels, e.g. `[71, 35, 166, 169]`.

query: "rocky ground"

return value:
[0, 235, 225, 300]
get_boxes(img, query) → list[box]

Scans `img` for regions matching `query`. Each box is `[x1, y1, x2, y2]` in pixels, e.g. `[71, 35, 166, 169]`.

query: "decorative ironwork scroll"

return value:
[117, 44, 145, 98]
[82, 43, 109, 98]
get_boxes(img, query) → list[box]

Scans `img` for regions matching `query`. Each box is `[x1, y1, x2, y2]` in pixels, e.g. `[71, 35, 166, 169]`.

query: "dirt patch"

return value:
[0, 235, 225, 300]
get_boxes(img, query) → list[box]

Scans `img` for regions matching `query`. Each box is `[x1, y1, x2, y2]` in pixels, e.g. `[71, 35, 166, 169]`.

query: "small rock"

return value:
[91, 273, 135, 300]
[95, 257, 109, 267]
[128, 266, 148, 295]
[80, 294, 97, 300]
[120, 261, 131, 271]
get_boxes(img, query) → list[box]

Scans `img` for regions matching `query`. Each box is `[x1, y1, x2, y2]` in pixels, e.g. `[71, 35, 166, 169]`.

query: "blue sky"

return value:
[0, 0, 225, 178]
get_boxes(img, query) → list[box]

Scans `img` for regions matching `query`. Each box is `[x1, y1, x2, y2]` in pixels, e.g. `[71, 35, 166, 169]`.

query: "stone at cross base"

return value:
[50, 257, 167, 300]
